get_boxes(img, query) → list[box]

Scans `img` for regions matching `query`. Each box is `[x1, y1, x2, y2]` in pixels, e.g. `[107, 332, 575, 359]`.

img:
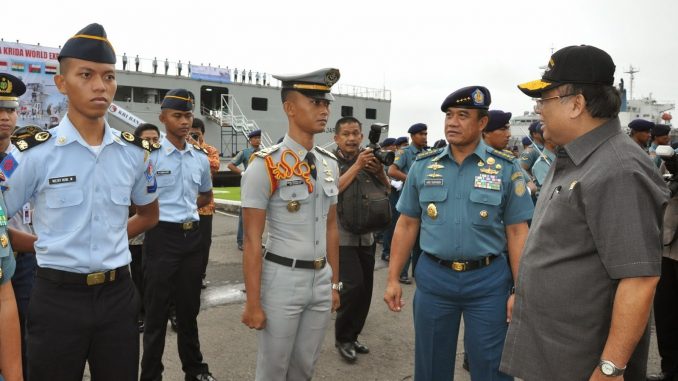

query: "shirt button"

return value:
[315, 240, 319, 245]
[315, 217, 319, 222]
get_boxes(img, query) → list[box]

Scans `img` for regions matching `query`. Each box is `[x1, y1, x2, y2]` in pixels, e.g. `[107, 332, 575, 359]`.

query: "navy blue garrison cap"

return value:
[248, 129, 261, 138]
[0, 73, 26, 108]
[395, 136, 408, 145]
[58, 23, 116, 64]
[381, 137, 396, 146]
[408, 123, 427, 134]
[628, 119, 654, 132]
[652, 123, 671, 137]
[522, 136, 532, 146]
[161, 89, 194, 111]
[273, 68, 340, 101]
[441, 86, 491, 111]
[485, 110, 512, 132]
[528, 121, 543, 134]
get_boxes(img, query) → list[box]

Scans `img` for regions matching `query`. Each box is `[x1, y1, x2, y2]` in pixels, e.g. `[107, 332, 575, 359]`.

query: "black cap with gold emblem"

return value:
[58, 23, 116, 64]
[161, 89, 194, 111]
[0, 73, 26, 109]
[273, 68, 340, 101]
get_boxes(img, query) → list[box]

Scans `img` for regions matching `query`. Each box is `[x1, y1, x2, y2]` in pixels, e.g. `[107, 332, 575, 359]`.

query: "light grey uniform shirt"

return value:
[241, 135, 339, 260]
[500, 118, 669, 381]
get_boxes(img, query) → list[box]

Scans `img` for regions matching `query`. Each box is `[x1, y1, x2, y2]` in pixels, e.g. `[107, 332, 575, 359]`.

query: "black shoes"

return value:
[336, 342, 357, 363]
[399, 275, 412, 285]
[353, 340, 369, 354]
[189, 372, 217, 381]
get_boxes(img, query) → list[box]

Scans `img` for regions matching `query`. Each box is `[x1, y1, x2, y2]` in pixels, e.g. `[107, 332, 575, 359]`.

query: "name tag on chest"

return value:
[48, 176, 76, 185]
[474, 174, 501, 190]
[156, 170, 171, 175]
[424, 179, 444, 186]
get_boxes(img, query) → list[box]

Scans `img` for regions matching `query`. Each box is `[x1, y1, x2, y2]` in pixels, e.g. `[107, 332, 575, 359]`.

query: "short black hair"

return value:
[335, 116, 362, 135]
[191, 118, 205, 133]
[134, 123, 160, 138]
[281, 89, 293, 103]
[560, 84, 621, 119]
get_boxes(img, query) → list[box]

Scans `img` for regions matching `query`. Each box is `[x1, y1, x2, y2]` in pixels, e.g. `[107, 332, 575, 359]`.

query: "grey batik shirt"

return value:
[500, 118, 669, 381]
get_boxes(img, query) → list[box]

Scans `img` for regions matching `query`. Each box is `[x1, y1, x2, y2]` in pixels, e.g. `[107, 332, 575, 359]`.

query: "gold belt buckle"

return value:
[313, 258, 325, 270]
[87, 272, 106, 286]
[451, 262, 466, 272]
[182, 221, 194, 230]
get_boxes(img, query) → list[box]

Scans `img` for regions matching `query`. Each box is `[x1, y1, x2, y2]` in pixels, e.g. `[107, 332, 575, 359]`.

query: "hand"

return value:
[354, 148, 376, 171]
[331, 289, 340, 312]
[527, 181, 538, 194]
[241, 304, 267, 330]
[588, 367, 623, 381]
[383, 280, 405, 312]
[364, 157, 382, 175]
[506, 294, 515, 323]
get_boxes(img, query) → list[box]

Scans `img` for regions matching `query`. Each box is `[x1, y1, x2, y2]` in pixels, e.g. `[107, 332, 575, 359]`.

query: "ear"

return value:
[159, 110, 166, 124]
[569, 94, 586, 119]
[54, 74, 67, 95]
[478, 115, 489, 131]
[283, 99, 294, 117]
[333, 133, 340, 144]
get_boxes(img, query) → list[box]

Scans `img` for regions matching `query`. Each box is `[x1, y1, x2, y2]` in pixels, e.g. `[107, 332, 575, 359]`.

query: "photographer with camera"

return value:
[332, 117, 391, 363]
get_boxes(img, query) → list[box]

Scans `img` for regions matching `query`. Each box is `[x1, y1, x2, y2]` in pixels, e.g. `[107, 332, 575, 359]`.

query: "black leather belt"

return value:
[157, 220, 200, 231]
[424, 252, 497, 272]
[264, 252, 326, 270]
[36, 266, 129, 286]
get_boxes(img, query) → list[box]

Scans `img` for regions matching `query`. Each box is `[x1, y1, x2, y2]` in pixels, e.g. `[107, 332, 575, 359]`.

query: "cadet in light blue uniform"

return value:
[388, 123, 428, 283]
[141, 89, 215, 381]
[384, 86, 534, 381]
[1, 23, 160, 380]
[228, 129, 262, 250]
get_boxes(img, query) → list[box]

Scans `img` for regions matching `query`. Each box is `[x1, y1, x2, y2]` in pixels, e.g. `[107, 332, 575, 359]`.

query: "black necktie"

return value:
[306, 153, 317, 180]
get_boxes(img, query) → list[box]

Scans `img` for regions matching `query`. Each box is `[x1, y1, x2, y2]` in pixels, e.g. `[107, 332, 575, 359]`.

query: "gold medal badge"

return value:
[427, 203, 438, 219]
[479, 210, 489, 219]
[287, 200, 300, 213]
[487, 157, 495, 165]
[0, 234, 8, 248]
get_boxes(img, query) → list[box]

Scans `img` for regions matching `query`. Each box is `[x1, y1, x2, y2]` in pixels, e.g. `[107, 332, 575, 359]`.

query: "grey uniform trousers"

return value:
[255, 260, 332, 381]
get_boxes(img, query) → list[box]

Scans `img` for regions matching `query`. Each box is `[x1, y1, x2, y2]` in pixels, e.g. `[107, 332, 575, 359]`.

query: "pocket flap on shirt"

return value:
[470, 189, 501, 205]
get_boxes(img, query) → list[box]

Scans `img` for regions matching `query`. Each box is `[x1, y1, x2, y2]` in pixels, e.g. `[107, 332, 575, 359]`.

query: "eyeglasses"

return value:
[533, 93, 577, 112]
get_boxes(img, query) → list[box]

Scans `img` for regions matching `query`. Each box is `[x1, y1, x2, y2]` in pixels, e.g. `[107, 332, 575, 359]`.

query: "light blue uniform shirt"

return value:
[397, 140, 534, 260]
[393, 144, 423, 175]
[2, 115, 157, 273]
[532, 148, 556, 186]
[230, 147, 256, 170]
[154, 140, 212, 223]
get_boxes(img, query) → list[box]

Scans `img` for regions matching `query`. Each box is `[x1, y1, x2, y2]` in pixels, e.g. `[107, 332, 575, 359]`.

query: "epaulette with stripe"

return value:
[488, 148, 516, 162]
[13, 131, 52, 152]
[314, 146, 337, 160]
[192, 144, 208, 155]
[415, 148, 443, 161]
[254, 144, 281, 158]
[119, 131, 160, 152]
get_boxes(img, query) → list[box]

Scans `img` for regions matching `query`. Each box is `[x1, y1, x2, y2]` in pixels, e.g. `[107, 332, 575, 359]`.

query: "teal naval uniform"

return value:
[0, 195, 16, 287]
[397, 86, 534, 381]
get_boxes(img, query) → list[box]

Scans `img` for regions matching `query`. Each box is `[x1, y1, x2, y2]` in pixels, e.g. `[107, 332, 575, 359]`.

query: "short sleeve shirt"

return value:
[501, 118, 670, 380]
[393, 144, 422, 175]
[230, 147, 255, 170]
[519, 144, 543, 173]
[397, 141, 534, 260]
[241, 135, 339, 260]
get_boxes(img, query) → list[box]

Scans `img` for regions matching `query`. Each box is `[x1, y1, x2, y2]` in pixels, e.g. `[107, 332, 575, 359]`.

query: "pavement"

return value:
[139, 208, 662, 381]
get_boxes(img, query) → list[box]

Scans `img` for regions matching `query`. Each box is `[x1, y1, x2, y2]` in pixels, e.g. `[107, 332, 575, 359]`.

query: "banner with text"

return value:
[189, 64, 232, 84]
[0, 41, 66, 129]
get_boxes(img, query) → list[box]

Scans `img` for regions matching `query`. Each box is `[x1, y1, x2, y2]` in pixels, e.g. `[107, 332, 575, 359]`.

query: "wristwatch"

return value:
[331, 282, 343, 292]
[599, 360, 625, 377]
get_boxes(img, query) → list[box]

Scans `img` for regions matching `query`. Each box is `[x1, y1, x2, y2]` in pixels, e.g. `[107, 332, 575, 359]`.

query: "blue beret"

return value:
[528, 121, 543, 134]
[0, 73, 26, 108]
[628, 119, 654, 132]
[485, 110, 512, 132]
[408, 123, 427, 134]
[273, 68, 340, 101]
[248, 129, 261, 138]
[58, 23, 116, 64]
[381, 137, 396, 146]
[395, 136, 408, 145]
[652, 124, 671, 137]
[161, 89, 194, 111]
[441, 86, 491, 111]
[522, 137, 533, 146]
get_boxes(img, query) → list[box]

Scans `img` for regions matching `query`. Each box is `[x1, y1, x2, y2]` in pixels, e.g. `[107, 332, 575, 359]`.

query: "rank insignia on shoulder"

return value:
[489, 148, 516, 162]
[192, 144, 208, 154]
[254, 144, 281, 158]
[13, 130, 52, 152]
[314, 146, 337, 160]
[415, 148, 442, 161]
[119, 130, 159, 152]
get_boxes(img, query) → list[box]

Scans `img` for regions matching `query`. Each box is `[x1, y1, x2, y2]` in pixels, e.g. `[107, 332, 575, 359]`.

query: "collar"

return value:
[161, 139, 195, 157]
[435, 139, 489, 163]
[562, 118, 621, 166]
[408, 144, 424, 154]
[282, 134, 312, 159]
[53, 114, 118, 148]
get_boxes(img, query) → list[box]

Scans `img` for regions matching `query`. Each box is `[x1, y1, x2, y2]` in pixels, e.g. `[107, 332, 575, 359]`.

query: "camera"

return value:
[189, 132, 200, 141]
[657, 145, 678, 196]
[367, 123, 395, 166]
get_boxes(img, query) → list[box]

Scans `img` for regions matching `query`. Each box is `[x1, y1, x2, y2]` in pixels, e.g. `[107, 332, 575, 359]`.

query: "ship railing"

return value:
[336, 84, 391, 101]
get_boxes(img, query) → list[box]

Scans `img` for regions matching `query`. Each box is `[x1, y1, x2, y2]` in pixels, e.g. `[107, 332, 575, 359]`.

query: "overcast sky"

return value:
[4, 0, 676, 141]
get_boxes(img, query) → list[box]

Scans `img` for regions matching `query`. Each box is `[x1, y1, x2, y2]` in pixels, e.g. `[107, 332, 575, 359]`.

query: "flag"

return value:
[45, 64, 57, 75]
[11, 62, 24, 72]
[28, 64, 41, 73]
[0, 61, 7, 70]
